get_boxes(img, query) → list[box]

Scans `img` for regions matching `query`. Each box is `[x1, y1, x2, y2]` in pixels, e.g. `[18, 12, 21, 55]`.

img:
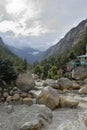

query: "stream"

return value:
[42, 97, 87, 130]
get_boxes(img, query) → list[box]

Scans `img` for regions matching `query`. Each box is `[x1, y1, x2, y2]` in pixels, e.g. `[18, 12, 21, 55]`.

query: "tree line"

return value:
[33, 35, 87, 79]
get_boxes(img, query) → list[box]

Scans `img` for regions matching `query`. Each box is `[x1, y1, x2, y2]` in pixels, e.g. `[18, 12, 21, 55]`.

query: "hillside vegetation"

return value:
[33, 34, 87, 79]
[0, 37, 28, 85]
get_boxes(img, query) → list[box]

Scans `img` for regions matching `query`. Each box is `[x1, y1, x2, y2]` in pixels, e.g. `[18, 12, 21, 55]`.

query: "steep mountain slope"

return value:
[0, 37, 14, 56]
[8, 45, 43, 64]
[0, 37, 29, 73]
[42, 19, 87, 59]
[0, 36, 43, 64]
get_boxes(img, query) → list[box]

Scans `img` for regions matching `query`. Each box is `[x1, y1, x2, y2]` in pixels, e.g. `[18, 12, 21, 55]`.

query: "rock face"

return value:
[72, 66, 87, 80]
[57, 77, 80, 90]
[0, 104, 52, 130]
[36, 87, 59, 110]
[16, 73, 35, 92]
[59, 96, 79, 108]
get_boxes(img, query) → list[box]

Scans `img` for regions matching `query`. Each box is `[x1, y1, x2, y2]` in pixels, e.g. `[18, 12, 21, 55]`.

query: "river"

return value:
[42, 96, 87, 130]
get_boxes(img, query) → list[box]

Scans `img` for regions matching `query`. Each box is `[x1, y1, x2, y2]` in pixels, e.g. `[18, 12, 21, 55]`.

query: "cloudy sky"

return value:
[0, 0, 87, 51]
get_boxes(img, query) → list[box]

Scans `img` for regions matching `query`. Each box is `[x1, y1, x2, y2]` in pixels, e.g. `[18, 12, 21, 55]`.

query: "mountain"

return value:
[0, 37, 30, 74]
[0, 36, 43, 64]
[0, 37, 14, 56]
[42, 19, 87, 59]
[7, 45, 43, 64]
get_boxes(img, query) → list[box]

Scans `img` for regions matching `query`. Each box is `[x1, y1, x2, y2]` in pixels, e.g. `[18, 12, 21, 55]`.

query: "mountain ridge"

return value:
[42, 19, 87, 59]
[7, 45, 43, 64]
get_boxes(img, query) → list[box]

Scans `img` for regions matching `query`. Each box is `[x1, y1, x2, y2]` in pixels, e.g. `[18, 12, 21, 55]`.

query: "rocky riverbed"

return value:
[42, 96, 87, 130]
[0, 92, 87, 130]
[0, 73, 87, 130]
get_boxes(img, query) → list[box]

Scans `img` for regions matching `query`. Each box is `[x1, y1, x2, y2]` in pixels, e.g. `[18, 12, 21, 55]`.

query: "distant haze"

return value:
[0, 0, 87, 51]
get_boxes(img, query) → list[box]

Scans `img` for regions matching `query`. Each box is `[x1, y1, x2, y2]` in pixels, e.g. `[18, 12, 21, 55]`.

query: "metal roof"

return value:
[77, 55, 87, 58]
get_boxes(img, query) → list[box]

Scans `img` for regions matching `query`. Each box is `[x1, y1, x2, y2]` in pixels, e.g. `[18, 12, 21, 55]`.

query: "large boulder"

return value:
[59, 96, 79, 108]
[0, 104, 52, 130]
[36, 86, 59, 110]
[57, 77, 80, 90]
[16, 73, 35, 92]
[72, 66, 87, 80]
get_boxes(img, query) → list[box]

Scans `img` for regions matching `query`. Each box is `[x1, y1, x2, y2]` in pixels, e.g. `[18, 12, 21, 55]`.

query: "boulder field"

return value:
[0, 74, 87, 130]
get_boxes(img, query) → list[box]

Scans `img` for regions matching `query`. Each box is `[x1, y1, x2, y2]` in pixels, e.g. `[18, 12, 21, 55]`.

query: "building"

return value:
[67, 45, 87, 71]
[77, 55, 87, 65]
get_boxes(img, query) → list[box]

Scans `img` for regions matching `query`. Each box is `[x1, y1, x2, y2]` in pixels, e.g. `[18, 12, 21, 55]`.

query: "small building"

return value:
[77, 55, 87, 65]
[67, 45, 87, 71]
[66, 45, 87, 79]
[67, 55, 87, 71]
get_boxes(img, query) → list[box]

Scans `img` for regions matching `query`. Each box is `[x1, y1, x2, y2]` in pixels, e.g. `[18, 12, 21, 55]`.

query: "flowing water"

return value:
[0, 94, 87, 130]
[42, 99, 87, 130]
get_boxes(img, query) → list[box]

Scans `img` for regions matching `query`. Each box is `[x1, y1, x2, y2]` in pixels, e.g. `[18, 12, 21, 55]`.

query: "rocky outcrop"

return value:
[57, 77, 80, 90]
[16, 72, 35, 92]
[72, 66, 87, 80]
[36, 87, 59, 110]
[59, 96, 79, 108]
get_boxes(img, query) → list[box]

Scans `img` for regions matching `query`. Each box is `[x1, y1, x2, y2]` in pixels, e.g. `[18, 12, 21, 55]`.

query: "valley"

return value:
[0, 16, 87, 130]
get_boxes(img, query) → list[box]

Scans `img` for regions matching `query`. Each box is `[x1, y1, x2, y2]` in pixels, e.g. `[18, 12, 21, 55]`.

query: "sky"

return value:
[0, 0, 87, 51]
